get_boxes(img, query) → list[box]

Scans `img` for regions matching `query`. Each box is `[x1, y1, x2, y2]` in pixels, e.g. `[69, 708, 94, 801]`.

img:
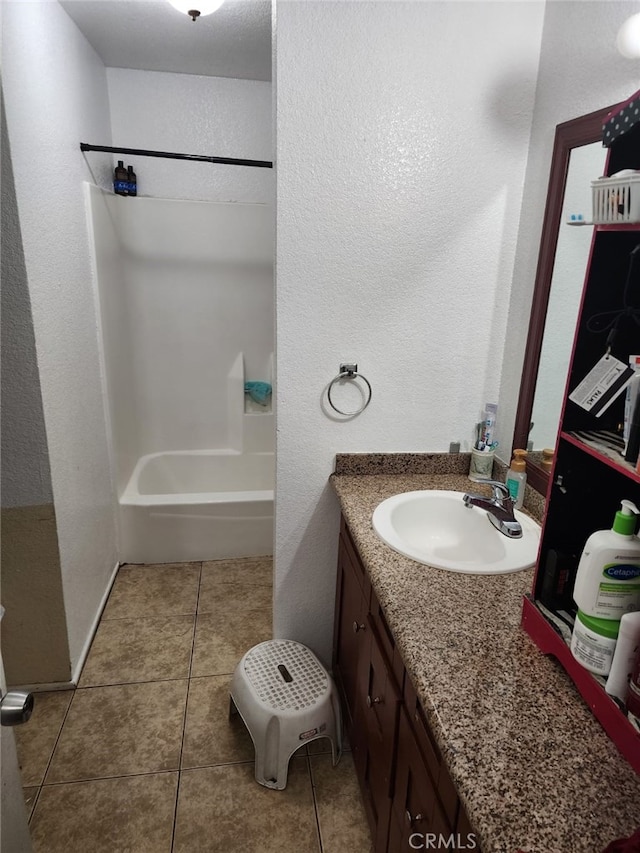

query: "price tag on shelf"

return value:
[568, 354, 635, 417]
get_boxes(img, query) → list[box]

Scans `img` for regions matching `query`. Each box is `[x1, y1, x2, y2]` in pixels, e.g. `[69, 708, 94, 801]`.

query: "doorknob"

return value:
[1, 690, 34, 726]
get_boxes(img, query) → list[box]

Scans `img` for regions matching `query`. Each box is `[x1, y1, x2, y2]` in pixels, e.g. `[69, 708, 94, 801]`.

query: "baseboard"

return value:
[17, 680, 77, 694]
[70, 560, 120, 685]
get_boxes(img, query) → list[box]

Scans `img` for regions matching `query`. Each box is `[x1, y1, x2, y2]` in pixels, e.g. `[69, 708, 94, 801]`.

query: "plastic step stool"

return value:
[229, 639, 342, 790]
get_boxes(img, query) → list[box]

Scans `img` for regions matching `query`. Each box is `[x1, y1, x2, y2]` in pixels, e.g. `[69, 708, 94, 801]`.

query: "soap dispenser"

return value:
[506, 449, 527, 509]
[572, 500, 640, 621]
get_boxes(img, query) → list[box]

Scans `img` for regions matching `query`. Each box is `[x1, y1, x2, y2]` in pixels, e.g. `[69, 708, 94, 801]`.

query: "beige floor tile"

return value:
[310, 753, 374, 853]
[102, 563, 200, 620]
[46, 680, 187, 783]
[201, 555, 272, 588]
[30, 772, 178, 853]
[23, 786, 38, 821]
[191, 609, 272, 677]
[173, 759, 320, 853]
[181, 675, 255, 769]
[15, 690, 73, 786]
[79, 615, 195, 687]
[197, 579, 272, 616]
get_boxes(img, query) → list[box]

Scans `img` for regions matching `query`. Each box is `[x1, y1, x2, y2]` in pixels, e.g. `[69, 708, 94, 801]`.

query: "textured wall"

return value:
[498, 0, 640, 460]
[3, 0, 118, 674]
[1, 96, 53, 509]
[275, 0, 545, 665]
[106, 68, 273, 203]
[1, 91, 71, 686]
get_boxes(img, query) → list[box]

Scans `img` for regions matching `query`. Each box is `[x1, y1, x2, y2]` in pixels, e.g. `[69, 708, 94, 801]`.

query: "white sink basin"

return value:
[372, 490, 541, 575]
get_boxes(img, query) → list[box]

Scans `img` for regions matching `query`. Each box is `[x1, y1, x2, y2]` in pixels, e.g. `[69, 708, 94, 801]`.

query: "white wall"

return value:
[274, 0, 545, 665]
[88, 189, 274, 497]
[107, 68, 273, 203]
[3, 0, 118, 674]
[497, 0, 640, 460]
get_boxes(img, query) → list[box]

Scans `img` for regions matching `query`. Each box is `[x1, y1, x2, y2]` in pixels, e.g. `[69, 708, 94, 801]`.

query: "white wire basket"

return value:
[591, 174, 640, 224]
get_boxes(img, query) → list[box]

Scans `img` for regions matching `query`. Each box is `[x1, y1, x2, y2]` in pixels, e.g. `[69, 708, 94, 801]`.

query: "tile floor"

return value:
[16, 557, 373, 853]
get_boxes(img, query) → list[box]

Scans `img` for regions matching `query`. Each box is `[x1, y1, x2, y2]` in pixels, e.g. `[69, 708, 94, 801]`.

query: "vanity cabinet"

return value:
[522, 95, 640, 772]
[333, 517, 481, 853]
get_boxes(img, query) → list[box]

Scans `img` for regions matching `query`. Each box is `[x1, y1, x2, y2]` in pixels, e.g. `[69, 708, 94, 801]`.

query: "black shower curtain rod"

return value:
[80, 143, 273, 169]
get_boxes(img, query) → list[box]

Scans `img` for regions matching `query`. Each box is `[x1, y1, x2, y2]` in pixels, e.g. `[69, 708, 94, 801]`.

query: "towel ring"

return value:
[327, 363, 372, 416]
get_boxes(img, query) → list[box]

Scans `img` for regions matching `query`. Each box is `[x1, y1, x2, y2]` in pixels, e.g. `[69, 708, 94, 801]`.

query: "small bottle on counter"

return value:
[506, 449, 527, 509]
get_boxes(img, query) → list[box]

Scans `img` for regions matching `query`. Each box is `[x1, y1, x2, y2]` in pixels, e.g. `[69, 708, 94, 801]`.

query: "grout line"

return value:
[39, 762, 259, 789]
[76, 674, 194, 690]
[170, 561, 202, 852]
[36, 689, 77, 790]
[307, 754, 325, 853]
[178, 758, 256, 773]
[99, 610, 197, 622]
[40, 768, 180, 787]
[25, 784, 42, 825]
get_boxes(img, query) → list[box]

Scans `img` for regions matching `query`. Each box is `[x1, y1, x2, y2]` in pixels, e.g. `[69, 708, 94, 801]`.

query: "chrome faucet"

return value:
[462, 480, 523, 539]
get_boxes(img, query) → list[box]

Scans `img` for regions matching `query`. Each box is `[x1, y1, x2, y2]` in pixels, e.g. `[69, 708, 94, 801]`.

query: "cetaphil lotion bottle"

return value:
[573, 500, 640, 621]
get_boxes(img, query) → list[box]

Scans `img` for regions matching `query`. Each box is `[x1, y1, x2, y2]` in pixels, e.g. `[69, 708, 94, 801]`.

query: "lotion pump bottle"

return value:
[506, 449, 527, 509]
[573, 500, 640, 622]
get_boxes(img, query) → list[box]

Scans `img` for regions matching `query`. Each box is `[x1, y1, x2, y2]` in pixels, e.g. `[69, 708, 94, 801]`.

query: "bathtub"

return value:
[119, 451, 274, 563]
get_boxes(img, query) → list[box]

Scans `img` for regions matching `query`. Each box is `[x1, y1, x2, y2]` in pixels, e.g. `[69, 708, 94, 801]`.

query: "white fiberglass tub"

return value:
[119, 451, 274, 563]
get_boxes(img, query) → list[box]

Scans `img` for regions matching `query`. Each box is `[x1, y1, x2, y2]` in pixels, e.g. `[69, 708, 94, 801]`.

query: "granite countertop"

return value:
[330, 455, 640, 853]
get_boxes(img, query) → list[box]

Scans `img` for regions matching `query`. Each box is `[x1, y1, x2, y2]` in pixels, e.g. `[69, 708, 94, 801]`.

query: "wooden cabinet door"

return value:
[352, 618, 401, 853]
[333, 527, 370, 728]
[392, 708, 453, 850]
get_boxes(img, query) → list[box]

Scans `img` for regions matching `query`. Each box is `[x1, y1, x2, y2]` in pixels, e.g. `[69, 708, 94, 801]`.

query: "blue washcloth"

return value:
[244, 381, 272, 406]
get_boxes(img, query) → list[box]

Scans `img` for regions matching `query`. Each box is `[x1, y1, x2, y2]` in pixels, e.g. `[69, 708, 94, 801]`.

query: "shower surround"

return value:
[87, 185, 274, 562]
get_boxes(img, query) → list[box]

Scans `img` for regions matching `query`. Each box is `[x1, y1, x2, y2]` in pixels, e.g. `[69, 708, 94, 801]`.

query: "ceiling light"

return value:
[616, 12, 640, 59]
[167, 0, 224, 22]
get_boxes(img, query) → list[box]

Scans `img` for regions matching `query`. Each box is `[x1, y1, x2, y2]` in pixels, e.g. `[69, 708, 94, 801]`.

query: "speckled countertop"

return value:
[330, 454, 640, 853]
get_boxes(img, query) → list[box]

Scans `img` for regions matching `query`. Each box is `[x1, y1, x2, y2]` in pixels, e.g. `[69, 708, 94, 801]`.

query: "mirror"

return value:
[513, 103, 621, 494]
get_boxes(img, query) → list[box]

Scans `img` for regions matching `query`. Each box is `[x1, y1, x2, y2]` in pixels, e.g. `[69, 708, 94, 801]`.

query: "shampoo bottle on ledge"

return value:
[506, 449, 527, 509]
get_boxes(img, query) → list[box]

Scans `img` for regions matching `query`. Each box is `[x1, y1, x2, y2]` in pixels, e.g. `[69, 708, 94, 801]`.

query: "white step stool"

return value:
[229, 639, 342, 790]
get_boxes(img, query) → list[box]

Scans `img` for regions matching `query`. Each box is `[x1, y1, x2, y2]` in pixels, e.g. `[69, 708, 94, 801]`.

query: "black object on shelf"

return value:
[113, 160, 128, 195]
[126, 165, 137, 197]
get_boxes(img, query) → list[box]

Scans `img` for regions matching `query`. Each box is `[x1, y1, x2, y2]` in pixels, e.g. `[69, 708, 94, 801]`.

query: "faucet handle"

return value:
[483, 480, 511, 502]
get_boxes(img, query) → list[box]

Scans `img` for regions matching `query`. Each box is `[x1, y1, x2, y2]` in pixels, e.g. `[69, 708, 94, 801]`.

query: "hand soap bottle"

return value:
[573, 500, 640, 621]
[506, 449, 527, 509]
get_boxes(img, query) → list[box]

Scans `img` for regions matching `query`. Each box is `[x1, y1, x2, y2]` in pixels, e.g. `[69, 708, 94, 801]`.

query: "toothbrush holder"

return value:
[469, 448, 495, 482]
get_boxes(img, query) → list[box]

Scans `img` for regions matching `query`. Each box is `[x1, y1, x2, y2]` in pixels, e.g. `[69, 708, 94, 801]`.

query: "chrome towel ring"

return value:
[327, 363, 372, 416]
